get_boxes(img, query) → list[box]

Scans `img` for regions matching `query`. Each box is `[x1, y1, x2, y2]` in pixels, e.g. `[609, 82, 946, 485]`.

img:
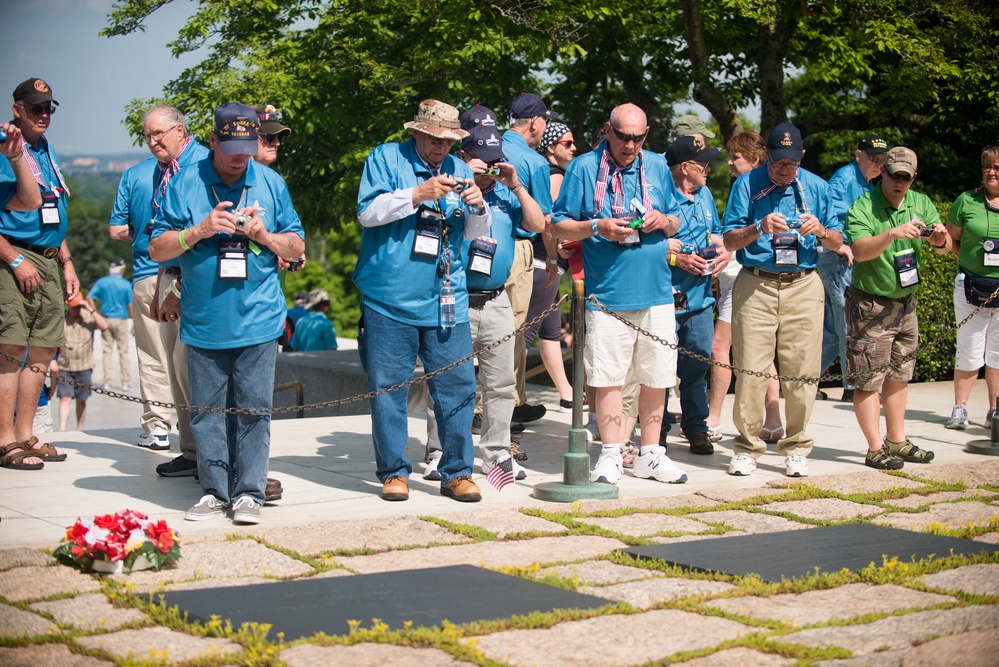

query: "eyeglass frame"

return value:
[17, 102, 56, 116]
[609, 126, 648, 144]
[554, 139, 575, 149]
[143, 124, 181, 143]
[687, 160, 712, 173]
[884, 169, 915, 183]
[261, 133, 286, 146]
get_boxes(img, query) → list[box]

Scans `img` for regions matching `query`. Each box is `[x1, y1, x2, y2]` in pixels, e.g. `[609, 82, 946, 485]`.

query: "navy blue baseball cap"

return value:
[461, 126, 507, 163]
[767, 121, 804, 162]
[665, 135, 721, 166]
[460, 104, 498, 132]
[510, 93, 560, 120]
[214, 102, 260, 156]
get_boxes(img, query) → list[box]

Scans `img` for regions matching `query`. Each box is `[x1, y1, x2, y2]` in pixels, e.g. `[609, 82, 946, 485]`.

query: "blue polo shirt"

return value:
[722, 164, 837, 272]
[109, 142, 210, 284]
[0, 135, 68, 247]
[502, 130, 552, 238]
[465, 182, 525, 292]
[355, 140, 478, 327]
[151, 155, 304, 349]
[670, 179, 720, 314]
[89, 274, 133, 319]
[828, 160, 874, 230]
[552, 142, 680, 311]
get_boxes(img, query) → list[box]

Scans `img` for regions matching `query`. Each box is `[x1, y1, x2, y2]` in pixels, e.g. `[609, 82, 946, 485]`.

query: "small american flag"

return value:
[486, 456, 515, 492]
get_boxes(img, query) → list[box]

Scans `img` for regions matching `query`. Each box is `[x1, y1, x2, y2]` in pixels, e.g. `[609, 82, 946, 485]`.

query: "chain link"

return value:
[0, 295, 570, 416]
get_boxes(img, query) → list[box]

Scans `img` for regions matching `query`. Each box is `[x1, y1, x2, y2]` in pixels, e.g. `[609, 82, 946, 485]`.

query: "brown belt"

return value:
[3, 235, 59, 260]
[745, 266, 815, 284]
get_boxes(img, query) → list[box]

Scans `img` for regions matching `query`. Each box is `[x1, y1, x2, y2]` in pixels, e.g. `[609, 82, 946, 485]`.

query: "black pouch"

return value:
[964, 274, 999, 308]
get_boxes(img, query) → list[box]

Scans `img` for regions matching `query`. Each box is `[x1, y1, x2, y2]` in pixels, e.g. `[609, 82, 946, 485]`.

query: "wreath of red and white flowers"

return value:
[53, 509, 181, 572]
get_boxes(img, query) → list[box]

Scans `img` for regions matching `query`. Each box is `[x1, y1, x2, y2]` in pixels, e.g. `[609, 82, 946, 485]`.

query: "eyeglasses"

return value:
[18, 102, 56, 116]
[424, 135, 455, 147]
[884, 170, 914, 182]
[772, 160, 800, 171]
[610, 126, 648, 144]
[144, 124, 180, 143]
[262, 133, 285, 146]
[688, 161, 712, 173]
[867, 154, 886, 165]
[555, 139, 575, 148]
[982, 165, 999, 172]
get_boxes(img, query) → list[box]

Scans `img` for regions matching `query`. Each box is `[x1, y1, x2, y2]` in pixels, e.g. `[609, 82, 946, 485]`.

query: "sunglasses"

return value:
[554, 139, 575, 148]
[19, 102, 56, 116]
[425, 135, 455, 147]
[610, 126, 647, 144]
[262, 133, 285, 146]
[885, 170, 914, 183]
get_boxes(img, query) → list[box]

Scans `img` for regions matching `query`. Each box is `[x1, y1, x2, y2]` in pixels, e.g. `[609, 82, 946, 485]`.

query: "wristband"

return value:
[58, 255, 73, 267]
[591, 219, 600, 238]
[178, 229, 190, 251]
[668, 253, 677, 266]
[171, 283, 182, 298]
[8, 153, 22, 163]
[10, 254, 24, 269]
[819, 227, 828, 240]
[512, 183, 524, 194]
[931, 241, 946, 249]
[546, 258, 558, 265]
[755, 220, 764, 236]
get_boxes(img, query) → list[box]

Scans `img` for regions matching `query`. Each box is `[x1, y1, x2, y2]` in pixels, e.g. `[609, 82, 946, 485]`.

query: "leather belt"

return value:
[745, 266, 815, 284]
[164, 267, 182, 276]
[467, 288, 503, 309]
[3, 235, 59, 260]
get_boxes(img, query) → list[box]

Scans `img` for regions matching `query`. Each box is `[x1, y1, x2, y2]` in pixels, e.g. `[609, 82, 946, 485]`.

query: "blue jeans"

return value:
[818, 250, 853, 389]
[667, 305, 713, 436]
[360, 304, 476, 484]
[187, 341, 277, 504]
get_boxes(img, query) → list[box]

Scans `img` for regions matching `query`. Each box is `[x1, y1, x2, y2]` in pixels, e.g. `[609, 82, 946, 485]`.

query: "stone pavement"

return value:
[1, 380, 998, 665]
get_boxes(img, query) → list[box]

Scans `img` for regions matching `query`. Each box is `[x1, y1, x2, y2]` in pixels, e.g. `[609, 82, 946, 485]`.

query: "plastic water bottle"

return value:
[439, 281, 456, 330]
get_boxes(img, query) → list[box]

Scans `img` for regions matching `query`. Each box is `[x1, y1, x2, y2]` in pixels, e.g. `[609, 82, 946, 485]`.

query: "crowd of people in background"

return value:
[2, 75, 997, 522]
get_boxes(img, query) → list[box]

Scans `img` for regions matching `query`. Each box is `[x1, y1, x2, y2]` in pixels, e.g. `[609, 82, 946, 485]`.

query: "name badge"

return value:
[773, 232, 799, 266]
[984, 238, 999, 267]
[894, 248, 919, 287]
[617, 213, 642, 248]
[40, 192, 61, 225]
[218, 237, 249, 280]
[468, 237, 497, 276]
[414, 205, 442, 258]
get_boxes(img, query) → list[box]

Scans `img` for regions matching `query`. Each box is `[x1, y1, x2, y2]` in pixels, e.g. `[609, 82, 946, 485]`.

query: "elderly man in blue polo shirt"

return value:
[722, 121, 842, 478]
[0, 77, 75, 472]
[355, 99, 490, 503]
[552, 102, 686, 486]
[150, 102, 305, 525]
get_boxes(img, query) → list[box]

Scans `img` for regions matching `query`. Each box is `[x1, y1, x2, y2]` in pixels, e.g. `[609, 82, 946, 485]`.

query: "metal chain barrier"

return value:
[0, 295, 569, 416]
[587, 281, 999, 387]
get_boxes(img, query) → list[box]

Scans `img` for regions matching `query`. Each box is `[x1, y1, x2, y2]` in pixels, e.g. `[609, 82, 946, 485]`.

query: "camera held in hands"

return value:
[287, 258, 304, 272]
[451, 178, 468, 194]
[919, 225, 934, 239]
[482, 163, 501, 178]
[233, 211, 251, 233]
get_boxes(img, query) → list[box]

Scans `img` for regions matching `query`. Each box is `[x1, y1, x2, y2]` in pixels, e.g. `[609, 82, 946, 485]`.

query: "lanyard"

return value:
[210, 184, 248, 212]
[593, 141, 652, 216]
[152, 136, 193, 210]
[19, 135, 70, 197]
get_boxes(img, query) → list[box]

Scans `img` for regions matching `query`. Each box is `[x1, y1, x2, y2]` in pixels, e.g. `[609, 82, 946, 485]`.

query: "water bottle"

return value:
[439, 281, 456, 330]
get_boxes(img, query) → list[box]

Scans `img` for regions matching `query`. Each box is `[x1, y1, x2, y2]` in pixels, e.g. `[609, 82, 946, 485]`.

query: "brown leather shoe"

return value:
[440, 475, 481, 502]
[265, 477, 283, 502]
[381, 475, 409, 501]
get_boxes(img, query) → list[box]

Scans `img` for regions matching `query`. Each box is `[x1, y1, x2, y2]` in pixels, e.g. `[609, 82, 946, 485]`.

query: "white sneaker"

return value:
[137, 426, 171, 451]
[423, 453, 442, 481]
[584, 418, 601, 444]
[945, 404, 968, 430]
[590, 449, 622, 485]
[482, 456, 527, 480]
[727, 454, 757, 476]
[784, 455, 809, 477]
[633, 446, 687, 484]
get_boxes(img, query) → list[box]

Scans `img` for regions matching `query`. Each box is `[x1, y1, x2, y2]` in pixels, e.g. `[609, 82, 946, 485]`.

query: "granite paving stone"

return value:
[686, 509, 811, 533]
[920, 563, 999, 597]
[650, 530, 750, 544]
[258, 516, 473, 555]
[901, 460, 999, 487]
[0, 564, 101, 602]
[573, 513, 712, 537]
[898, 628, 999, 666]
[973, 532, 999, 544]
[115, 539, 313, 591]
[545, 494, 720, 513]
[2, 601, 60, 636]
[681, 647, 795, 667]
[766, 471, 927, 495]
[695, 488, 794, 504]
[335, 535, 627, 574]
[815, 650, 907, 667]
[883, 489, 998, 509]
[156, 576, 275, 592]
[281, 643, 477, 666]
[707, 583, 955, 627]
[872, 501, 999, 531]
[75, 626, 241, 664]
[778, 605, 999, 655]
[0, 547, 55, 570]
[30, 593, 145, 631]
[307, 568, 355, 579]
[761, 498, 884, 521]
[432, 509, 568, 537]
[580, 577, 735, 608]
[0, 643, 113, 667]
[467, 609, 757, 667]
[538, 560, 663, 586]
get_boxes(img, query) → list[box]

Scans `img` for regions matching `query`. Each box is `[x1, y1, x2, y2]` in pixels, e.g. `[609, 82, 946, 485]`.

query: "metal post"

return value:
[965, 394, 999, 456]
[534, 280, 618, 501]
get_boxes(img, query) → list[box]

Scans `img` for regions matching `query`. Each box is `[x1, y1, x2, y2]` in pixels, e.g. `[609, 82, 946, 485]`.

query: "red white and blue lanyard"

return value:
[593, 141, 653, 216]
[152, 136, 193, 210]
[19, 135, 70, 197]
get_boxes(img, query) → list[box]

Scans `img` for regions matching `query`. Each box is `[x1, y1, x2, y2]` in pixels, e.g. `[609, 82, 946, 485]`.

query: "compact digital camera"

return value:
[233, 212, 251, 233]
[919, 225, 935, 238]
[452, 179, 468, 193]
[288, 258, 304, 272]
[482, 163, 501, 178]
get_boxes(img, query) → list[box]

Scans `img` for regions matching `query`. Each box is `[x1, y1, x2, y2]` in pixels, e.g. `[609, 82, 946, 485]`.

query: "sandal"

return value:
[21, 436, 67, 462]
[760, 426, 785, 444]
[0, 443, 45, 470]
[886, 438, 934, 464]
[706, 425, 723, 442]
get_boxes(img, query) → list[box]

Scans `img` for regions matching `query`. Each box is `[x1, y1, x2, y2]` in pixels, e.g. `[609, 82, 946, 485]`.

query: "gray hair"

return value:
[143, 105, 188, 136]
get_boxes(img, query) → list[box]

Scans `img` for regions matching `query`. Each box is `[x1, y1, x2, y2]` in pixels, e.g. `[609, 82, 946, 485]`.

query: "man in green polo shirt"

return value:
[845, 147, 951, 470]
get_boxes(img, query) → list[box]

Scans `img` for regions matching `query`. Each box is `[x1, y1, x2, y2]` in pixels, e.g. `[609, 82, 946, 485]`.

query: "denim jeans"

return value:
[187, 340, 277, 505]
[360, 304, 476, 484]
[666, 305, 713, 437]
[818, 250, 854, 389]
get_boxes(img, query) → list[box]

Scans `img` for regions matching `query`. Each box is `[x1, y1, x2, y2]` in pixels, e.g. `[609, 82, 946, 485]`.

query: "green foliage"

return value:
[64, 175, 133, 295]
[913, 199, 958, 382]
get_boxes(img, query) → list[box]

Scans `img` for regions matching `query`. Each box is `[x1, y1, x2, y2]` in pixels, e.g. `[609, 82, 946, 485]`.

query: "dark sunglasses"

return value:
[610, 126, 647, 144]
[885, 170, 913, 183]
[263, 133, 285, 146]
[20, 102, 56, 116]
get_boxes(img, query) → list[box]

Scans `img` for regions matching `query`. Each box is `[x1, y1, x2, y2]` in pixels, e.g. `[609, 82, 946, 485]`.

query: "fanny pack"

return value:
[964, 273, 999, 308]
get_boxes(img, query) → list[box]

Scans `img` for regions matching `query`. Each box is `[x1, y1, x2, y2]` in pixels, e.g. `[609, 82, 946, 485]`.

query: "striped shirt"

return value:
[59, 310, 98, 372]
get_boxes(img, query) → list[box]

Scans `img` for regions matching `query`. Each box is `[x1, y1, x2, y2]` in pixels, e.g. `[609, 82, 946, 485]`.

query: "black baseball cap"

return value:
[13, 78, 58, 106]
[767, 121, 804, 162]
[858, 133, 888, 155]
[665, 135, 722, 166]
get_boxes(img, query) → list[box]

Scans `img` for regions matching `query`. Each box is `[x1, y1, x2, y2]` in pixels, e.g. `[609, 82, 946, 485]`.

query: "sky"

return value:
[0, 0, 200, 156]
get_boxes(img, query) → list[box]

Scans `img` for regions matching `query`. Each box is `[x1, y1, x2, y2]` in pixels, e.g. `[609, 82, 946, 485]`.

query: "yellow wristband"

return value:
[178, 229, 190, 251]
[171, 283, 181, 298]
[669, 253, 677, 266]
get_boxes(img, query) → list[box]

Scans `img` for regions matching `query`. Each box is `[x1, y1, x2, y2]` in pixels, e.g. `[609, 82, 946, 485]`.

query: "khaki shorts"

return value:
[584, 304, 677, 388]
[0, 248, 65, 348]
[845, 286, 918, 392]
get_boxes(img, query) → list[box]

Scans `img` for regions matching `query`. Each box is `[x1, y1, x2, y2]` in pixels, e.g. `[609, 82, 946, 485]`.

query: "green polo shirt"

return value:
[846, 185, 942, 299]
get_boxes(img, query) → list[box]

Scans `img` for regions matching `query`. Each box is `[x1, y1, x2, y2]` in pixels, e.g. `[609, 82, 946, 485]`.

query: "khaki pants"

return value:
[504, 238, 535, 406]
[101, 318, 131, 387]
[731, 269, 824, 458]
[133, 276, 195, 459]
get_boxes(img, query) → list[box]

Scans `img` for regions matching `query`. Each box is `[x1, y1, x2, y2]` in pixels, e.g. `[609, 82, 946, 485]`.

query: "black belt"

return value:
[745, 266, 815, 284]
[3, 235, 59, 260]
[467, 288, 503, 309]
[164, 267, 182, 276]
